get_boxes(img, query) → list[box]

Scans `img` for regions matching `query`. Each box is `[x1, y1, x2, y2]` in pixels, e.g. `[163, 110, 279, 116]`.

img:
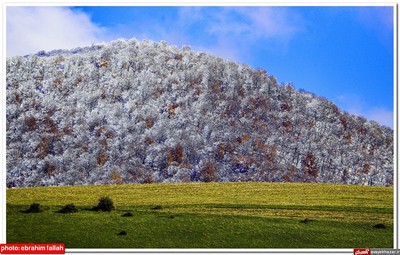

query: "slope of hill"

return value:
[6, 38, 393, 187]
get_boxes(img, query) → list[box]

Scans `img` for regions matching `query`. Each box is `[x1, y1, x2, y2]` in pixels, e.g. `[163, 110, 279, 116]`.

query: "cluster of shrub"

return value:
[23, 196, 116, 214]
[23, 196, 140, 236]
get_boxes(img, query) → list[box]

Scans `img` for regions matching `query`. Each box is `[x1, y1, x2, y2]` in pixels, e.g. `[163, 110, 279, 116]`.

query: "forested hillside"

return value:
[6, 38, 393, 187]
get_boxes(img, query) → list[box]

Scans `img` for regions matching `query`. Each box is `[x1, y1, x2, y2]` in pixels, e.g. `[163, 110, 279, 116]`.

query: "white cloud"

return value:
[176, 7, 304, 62]
[6, 7, 105, 57]
[230, 7, 303, 40]
[335, 94, 393, 129]
[179, 7, 302, 40]
[365, 108, 394, 129]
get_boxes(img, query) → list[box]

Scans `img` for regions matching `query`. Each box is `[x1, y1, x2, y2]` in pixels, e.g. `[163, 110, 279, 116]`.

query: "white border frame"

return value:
[1, 2, 398, 255]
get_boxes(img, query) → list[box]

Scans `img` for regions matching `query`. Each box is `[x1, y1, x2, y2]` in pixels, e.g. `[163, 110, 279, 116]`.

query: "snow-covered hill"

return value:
[6, 38, 393, 187]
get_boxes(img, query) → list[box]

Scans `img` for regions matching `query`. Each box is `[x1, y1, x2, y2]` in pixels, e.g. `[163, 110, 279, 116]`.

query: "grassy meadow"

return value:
[6, 182, 393, 248]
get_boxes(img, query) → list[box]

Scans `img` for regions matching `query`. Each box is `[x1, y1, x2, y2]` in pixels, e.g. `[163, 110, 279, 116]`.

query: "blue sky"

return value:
[6, 6, 394, 128]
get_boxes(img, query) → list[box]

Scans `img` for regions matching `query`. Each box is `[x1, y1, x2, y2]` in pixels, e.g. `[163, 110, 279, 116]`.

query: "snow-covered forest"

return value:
[6, 38, 393, 187]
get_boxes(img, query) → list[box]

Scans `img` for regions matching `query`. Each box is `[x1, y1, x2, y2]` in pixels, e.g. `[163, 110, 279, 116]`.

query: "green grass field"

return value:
[6, 182, 393, 248]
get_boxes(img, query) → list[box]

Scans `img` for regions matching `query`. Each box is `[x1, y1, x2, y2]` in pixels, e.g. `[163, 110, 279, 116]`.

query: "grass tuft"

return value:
[122, 212, 133, 217]
[58, 204, 79, 214]
[117, 231, 127, 236]
[373, 223, 386, 229]
[23, 203, 43, 213]
[152, 205, 162, 210]
[300, 218, 313, 223]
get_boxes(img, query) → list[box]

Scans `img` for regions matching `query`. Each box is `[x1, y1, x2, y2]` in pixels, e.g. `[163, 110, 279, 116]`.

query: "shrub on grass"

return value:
[122, 212, 133, 217]
[117, 231, 127, 235]
[300, 218, 313, 224]
[58, 204, 79, 213]
[25, 203, 43, 213]
[93, 196, 115, 212]
[373, 223, 386, 229]
[152, 205, 162, 210]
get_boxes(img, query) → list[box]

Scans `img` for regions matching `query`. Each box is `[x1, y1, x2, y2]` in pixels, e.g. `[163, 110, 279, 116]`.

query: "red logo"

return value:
[354, 248, 370, 255]
[0, 244, 65, 254]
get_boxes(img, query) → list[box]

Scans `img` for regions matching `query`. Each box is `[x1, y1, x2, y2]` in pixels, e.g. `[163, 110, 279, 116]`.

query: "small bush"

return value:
[117, 231, 127, 235]
[93, 196, 115, 212]
[25, 203, 43, 213]
[122, 212, 133, 217]
[373, 223, 386, 229]
[300, 218, 313, 224]
[152, 205, 162, 210]
[58, 204, 79, 214]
